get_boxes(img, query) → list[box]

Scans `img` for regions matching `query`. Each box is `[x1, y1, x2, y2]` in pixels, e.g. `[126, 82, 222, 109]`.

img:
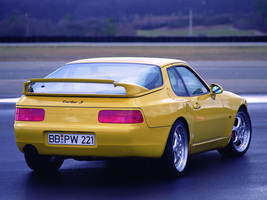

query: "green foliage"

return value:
[253, 0, 267, 31]
[104, 17, 116, 36]
[64, 13, 73, 22]
[1, 14, 25, 36]
[0, 0, 266, 36]
[254, 0, 267, 17]
[7, 14, 18, 24]
[137, 25, 258, 37]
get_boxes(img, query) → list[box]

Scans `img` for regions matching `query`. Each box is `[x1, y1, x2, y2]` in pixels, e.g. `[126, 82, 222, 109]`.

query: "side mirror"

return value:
[210, 83, 223, 94]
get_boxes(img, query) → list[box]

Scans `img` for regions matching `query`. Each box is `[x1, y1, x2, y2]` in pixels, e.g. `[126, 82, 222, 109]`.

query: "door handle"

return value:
[193, 103, 201, 109]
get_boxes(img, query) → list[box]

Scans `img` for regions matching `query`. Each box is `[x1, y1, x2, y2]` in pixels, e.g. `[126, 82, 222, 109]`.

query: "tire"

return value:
[161, 120, 189, 176]
[218, 108, 252, 157]
[24, 145, 64, 172]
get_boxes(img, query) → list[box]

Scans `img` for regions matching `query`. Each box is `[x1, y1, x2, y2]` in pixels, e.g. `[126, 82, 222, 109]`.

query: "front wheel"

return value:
[218, 108, 252, 157]
[161, 120, 188, 176]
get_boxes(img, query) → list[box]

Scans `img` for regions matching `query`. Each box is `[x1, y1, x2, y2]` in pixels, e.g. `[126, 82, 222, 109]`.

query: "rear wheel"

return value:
[24, 145, 64, 172]
[161, 120, 188, 176]
[218, 108, 252, 157]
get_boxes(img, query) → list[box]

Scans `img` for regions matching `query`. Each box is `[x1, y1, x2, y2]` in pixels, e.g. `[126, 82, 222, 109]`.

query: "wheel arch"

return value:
[173, 116, 190, 144]
[237, 104, 251, 129]
[163, 116, 190, 155]
[238, 104, 248, 113]
[238, 104, 252, 132]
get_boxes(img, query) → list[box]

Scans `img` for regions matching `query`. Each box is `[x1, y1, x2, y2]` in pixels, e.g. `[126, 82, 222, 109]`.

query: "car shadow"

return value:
[22, 151, 250, 199]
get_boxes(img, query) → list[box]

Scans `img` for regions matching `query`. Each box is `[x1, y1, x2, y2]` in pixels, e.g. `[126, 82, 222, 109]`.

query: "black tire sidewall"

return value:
[161, 120, 188, 176]
[25, 152, 63, 172]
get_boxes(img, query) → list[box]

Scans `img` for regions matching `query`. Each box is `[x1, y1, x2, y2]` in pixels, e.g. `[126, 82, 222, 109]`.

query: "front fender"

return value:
[219, 91, 248, 139]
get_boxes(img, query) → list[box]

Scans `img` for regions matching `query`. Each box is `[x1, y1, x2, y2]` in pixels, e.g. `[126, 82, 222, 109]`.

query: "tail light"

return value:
[98, 110, 143, 123]
[15, 108, 45, 121]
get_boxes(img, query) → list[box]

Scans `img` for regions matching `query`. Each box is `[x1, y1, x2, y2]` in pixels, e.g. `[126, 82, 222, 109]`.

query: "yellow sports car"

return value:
[14, 57, 252, 176]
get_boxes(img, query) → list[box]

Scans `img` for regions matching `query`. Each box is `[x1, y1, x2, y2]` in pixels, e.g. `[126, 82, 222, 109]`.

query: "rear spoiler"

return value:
[23, 78, 150, 97]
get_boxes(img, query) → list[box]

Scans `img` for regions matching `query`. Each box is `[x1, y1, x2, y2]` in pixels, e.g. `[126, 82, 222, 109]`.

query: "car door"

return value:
[173, 66, 227, 145]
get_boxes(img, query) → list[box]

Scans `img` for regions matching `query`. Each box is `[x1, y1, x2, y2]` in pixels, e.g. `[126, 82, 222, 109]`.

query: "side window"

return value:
[167, 67, 188, 96]
[175, 66, 209, 96]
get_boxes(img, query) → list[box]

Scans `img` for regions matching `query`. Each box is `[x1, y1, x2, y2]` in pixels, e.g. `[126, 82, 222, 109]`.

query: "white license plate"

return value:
[48, 133, 95, 146]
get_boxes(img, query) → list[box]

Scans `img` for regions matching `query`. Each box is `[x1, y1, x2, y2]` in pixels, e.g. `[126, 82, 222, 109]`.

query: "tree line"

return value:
[0, 0, 266, 36]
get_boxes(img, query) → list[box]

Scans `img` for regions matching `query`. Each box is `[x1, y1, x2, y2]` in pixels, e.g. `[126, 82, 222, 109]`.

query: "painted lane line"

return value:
[240, 95, 267, 104]
[0, 98, 20, 103]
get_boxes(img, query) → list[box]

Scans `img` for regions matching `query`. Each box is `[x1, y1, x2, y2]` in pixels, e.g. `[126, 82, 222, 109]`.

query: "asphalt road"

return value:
[0, 60, 267, 97]
[0, 102, 267, 200]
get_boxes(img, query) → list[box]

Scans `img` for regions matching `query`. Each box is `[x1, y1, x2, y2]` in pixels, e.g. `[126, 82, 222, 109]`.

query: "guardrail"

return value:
[0, 36, 267, 43]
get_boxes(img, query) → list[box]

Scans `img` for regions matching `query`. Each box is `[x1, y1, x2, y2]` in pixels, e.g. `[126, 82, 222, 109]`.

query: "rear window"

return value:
[32, 63, 163, 95]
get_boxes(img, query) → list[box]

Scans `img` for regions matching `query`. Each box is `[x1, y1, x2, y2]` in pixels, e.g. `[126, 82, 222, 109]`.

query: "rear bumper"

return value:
[14, 122, 171, 158]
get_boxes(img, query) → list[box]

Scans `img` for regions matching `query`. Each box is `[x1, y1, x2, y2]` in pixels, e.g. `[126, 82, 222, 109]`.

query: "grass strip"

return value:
[0, 45, 267, 61]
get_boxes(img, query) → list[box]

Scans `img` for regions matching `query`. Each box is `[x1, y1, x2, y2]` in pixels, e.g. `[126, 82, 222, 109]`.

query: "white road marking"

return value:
[240, 95, 267, 103]
[0, 98, 20, 103]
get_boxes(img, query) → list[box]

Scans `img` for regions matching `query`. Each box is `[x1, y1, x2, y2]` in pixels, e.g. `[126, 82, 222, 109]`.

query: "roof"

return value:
[67, 57, 187, 67]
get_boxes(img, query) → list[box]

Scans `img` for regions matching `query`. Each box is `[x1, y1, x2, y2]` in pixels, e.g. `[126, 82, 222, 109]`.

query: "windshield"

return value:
[32, 63, 163, 95]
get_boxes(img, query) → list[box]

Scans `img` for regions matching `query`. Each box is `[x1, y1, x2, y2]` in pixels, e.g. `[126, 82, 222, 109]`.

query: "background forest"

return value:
[0, 0, 267, 37]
